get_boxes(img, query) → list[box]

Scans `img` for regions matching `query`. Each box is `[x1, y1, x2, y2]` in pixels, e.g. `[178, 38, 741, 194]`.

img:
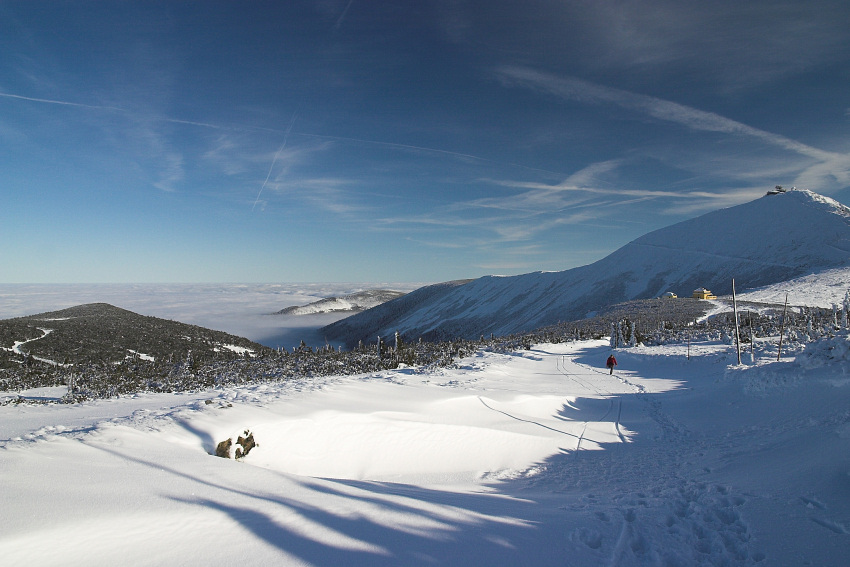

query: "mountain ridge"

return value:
[273, 289, 407, 316]
[323, 189, 850, 346]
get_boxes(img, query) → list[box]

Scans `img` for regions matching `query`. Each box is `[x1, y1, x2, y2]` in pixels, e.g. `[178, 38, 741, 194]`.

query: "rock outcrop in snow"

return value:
[324, 189, 850, 346]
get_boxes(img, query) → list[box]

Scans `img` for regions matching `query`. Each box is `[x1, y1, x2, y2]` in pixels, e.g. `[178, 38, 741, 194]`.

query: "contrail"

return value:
[496, 66, 843, 163]
[334, 0, 355, 29]
[252, 111, 298, 211]
[0, 90, 229, 131]
[163, 118, 224, 130]
[294, 131, 566, 177]
[0, 91, 124, 112]
[252, 0, 352, 209]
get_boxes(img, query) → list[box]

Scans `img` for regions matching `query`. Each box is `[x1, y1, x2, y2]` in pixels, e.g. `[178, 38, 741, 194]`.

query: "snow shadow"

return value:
[171, 416, 218, 455]
[85, 341, 749, 566]
[176, 479, 554, 567]
[475, 344, 764, 565]
[88, 444, 564, 566]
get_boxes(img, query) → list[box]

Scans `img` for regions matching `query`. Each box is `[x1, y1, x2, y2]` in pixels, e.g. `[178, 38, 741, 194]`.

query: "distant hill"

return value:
[323, 189, 850, 346]
[0, 303, 270, 368]
[273, 289, 407, 316]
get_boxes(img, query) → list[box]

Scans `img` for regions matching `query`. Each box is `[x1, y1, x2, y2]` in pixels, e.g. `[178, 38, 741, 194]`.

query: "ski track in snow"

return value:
[546, 348, 763, 566]
[3, 339, 850, 565]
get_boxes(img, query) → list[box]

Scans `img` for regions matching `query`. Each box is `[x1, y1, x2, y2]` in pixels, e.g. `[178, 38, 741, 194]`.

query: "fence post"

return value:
[777, 293, 789, 361]
[732, 278, 741, 365]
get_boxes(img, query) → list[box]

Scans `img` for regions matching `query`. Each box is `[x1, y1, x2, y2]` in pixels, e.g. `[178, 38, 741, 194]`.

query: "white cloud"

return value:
[498, 67, 825, 157]
[542, 1, 850, 92]
[269, 176, 368, 216]
[496, 66, 850, 192]
[153, 152, 184, 192]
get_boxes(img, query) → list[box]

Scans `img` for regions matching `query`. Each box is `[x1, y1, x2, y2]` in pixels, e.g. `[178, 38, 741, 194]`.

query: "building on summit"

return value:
[692, 288, 717, 300]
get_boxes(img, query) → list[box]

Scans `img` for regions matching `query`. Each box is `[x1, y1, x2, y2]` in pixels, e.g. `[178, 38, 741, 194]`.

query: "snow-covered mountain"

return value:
[324, 189, 850, 345]
[272, 289, 407, 316]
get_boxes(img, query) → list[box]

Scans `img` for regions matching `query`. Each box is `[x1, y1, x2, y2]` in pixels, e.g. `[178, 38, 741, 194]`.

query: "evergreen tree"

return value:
[843, 290, 850, 330]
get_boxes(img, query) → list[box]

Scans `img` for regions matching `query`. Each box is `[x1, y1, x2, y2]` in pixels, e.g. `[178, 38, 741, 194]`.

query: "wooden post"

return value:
[748, 310, 756, 363]
[777, 293, 788, 361]
[687, 332, 690, 360]
[732, 278, 742, 365]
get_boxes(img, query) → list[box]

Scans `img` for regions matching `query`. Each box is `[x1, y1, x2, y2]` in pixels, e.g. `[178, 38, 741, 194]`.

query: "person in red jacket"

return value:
[606, 354, 617, 374]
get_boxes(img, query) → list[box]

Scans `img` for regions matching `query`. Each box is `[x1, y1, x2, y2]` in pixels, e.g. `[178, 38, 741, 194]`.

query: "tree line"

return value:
[2, 296, 841, 404]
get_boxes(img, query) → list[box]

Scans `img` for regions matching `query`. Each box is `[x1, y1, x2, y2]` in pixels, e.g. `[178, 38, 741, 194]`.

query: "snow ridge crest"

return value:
[323, 189, 850, 346]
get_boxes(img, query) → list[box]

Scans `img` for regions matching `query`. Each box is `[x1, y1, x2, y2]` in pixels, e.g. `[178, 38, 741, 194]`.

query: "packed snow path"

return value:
[4, 327, 65, 367]
[2, 339, 849, 565]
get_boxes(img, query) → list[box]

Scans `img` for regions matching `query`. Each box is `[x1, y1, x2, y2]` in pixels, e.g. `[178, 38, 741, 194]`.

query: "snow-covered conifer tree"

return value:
[843, 290, 850, 330]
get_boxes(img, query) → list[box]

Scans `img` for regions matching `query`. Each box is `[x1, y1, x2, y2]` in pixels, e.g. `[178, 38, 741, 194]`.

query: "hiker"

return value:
[606, 354, 617, 374]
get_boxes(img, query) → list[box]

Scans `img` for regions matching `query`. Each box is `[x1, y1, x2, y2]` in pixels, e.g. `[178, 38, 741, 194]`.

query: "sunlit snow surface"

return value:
[735, 266, 850, 308]
[3, 338, 850, 566]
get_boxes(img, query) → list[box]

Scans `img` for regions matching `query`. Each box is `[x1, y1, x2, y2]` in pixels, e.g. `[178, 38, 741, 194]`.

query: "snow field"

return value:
[736, 266, 850, 308]
[2, 338, 850, 565]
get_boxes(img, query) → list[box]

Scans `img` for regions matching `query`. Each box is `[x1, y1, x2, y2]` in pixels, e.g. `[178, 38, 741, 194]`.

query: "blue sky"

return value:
[2, 1, 849, 284]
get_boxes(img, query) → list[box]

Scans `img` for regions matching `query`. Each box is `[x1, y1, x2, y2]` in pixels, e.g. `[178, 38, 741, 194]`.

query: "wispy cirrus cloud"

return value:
[496, 67, 827, 158]
[0, 88, 199, 192]
[152, 152, 184, 192]
[487, 177, 749, 202]
[564, 1, 850, 91]
[495, 66, 850, 191]
[377, 185, 604, 246]
[267, 176, 368, 216]
[376, 151, 767, 252]
[292, 130, 561, 176]
[466, 155, 754, 220]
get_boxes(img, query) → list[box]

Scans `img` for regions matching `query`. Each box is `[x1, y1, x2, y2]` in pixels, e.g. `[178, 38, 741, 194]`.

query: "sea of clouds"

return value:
[0, 283, 426, 350]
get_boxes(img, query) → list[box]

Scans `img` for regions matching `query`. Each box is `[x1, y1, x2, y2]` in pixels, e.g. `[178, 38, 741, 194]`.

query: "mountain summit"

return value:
[324, 189, 850, 346]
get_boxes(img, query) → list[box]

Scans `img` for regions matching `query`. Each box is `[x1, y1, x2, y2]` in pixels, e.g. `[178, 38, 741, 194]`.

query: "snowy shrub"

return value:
[2, 295, 838, 402]
[728, 364, 803, 394]
[797, 333, 850, 369]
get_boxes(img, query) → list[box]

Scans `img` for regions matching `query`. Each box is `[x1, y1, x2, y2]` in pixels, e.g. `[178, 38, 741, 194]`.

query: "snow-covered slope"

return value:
[736, 266, 850, 308]
[273, 289, 407, 316]
[324, 189, 850, 345]
[4, 337, 850, 565]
